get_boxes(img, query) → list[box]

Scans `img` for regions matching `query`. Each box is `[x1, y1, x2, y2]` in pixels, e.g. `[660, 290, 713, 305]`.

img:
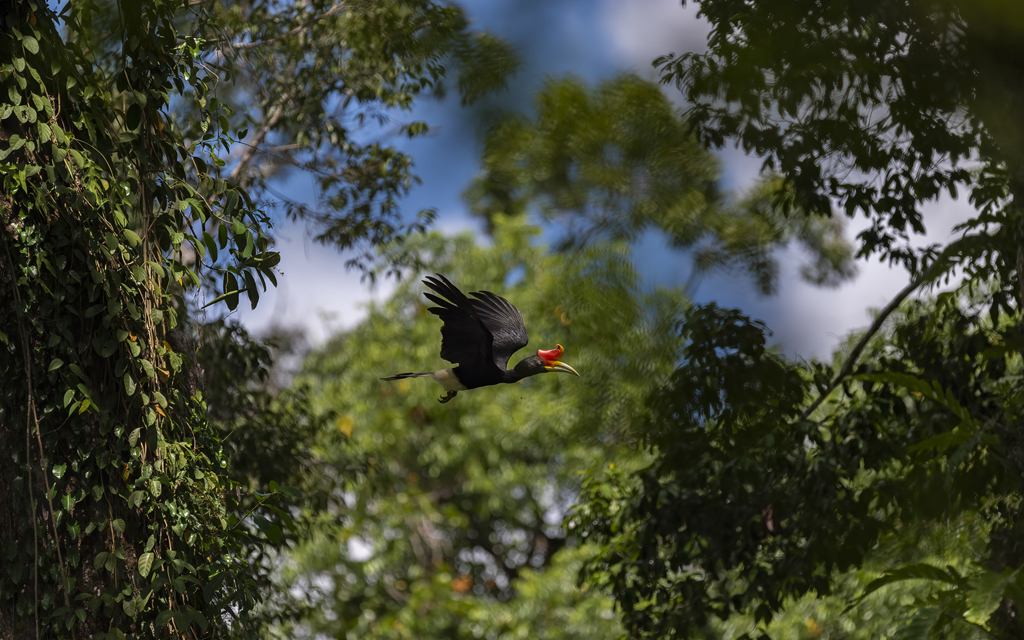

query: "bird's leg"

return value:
[438, 390, 458, 404]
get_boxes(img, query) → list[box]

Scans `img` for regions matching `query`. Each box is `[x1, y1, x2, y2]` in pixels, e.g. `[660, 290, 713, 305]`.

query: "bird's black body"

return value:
[381, 274, 580, 402]
[423, 274, 531, 389]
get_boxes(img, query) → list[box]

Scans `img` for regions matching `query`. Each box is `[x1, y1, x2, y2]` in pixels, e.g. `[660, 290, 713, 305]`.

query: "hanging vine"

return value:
[0, 1, 283, 637]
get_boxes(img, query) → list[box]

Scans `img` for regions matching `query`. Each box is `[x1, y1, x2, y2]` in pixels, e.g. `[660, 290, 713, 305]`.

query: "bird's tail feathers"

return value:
[380, 372, 434, 381]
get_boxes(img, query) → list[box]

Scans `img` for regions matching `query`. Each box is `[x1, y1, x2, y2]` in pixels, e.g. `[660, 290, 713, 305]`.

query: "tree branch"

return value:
[229, 99, 288, 187]
[795, 247, 955, 424]
[229, 4, 344, 50]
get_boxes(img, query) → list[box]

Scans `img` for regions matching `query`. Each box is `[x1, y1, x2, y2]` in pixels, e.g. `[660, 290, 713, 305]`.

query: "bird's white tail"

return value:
[380, 372, 434, 381]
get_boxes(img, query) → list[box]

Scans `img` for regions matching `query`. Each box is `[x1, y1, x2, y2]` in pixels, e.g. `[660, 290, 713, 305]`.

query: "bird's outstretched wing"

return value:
[422, 275, 529, 370]
[423, 275, 493, 367]
[468, 289, 528, 370]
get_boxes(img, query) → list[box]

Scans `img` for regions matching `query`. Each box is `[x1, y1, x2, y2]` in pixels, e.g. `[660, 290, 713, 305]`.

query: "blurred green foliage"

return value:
[277, 216, 688, 638]
[467, 74, 855, 294]
[661, 0, 1024, 284]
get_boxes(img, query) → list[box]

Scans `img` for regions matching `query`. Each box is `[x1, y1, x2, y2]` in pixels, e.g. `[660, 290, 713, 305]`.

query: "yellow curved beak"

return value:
[545, 360, 581, 377]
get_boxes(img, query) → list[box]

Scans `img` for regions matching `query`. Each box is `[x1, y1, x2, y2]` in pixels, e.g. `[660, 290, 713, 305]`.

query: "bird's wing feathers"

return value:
[423, 275, 493, 366]
[468, 290, 529, 369]
[423, 275, 529, 370]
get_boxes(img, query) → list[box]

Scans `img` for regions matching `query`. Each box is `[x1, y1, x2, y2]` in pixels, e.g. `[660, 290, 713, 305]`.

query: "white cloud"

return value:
[601, 0, 708, 75]
[230, 224, 394, 345]
[693, 193, 976, 360]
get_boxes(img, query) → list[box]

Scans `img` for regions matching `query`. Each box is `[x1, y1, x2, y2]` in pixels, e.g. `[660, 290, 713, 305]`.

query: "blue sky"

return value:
[235, 0, 972, 361]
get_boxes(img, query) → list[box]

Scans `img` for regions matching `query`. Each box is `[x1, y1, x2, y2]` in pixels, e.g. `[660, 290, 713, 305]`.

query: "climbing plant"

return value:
[0, 1, 287, 637]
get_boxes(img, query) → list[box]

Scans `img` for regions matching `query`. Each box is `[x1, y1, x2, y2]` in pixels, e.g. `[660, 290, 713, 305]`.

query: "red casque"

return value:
[537, 344, 564, 361]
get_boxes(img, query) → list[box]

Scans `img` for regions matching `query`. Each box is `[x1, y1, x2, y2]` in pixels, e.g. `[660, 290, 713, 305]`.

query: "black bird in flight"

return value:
[381, 274, 581, 403]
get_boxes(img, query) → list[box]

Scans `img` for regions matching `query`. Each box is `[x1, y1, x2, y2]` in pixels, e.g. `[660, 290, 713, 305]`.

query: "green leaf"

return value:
[244, 270, 259, 309]
[966, 568, 1018, 627]
[242, 231, 254, 258]
[894, 607, 943, 640]
[48, 358, 64, 372]
[100, 340, 117, 358]
[847, 563, 964, 612]
[112, 519, 125, 534]
[53, 463, 67, 479]
[122, 229, 141, 247]
[129, 491, 144, 508]
[225, 271, 239, 311]
[63, 389, 74, 407]
[203, 231, 218, 263]
[226, 192, 241, 222]
[155, 610, 174, 627]
[202, 572, 227, 601]
[126, 103, 141, 130]
[253, 514, 282, 543]
[138, 552, 154, 578]
[190, 611, 209, 632]
[22, 35, 39, 54]
[280, 485, 304, 498]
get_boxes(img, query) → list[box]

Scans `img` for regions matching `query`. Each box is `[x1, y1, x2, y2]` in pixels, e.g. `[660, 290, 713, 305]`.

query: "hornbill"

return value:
[381, 274, 581, 403]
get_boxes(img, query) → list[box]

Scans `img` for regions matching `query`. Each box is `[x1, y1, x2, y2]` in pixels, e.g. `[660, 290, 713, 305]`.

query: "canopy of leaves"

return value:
[560, 6, 1024, 637]
[575, 288, 1024, 638]
[659, 0, 1024, 282]
[70, 0, 518, 274]
[467, 74, 855, 294]
[200, 0, 519, 272]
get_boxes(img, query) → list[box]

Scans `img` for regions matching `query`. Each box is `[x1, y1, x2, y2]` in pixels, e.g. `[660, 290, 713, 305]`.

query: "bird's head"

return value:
[513, 345, 581, 380]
